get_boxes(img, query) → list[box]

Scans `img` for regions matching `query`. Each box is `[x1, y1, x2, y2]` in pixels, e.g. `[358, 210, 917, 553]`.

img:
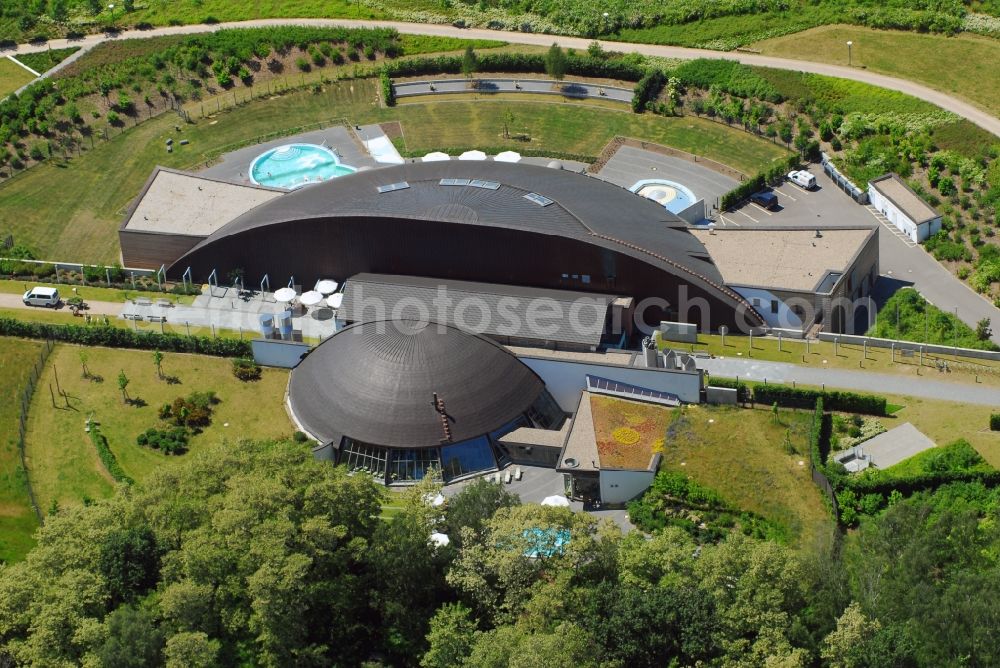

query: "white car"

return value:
[22, 286, 60, 307]
[787, 170, 817, 190]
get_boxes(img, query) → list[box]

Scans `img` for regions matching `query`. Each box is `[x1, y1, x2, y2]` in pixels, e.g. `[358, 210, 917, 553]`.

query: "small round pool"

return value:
[249, 143, 357, 190]
[630, 179, 698, 215]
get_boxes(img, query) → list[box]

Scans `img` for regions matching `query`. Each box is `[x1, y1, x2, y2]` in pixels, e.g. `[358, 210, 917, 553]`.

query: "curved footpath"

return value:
[3, 18, 999, 138]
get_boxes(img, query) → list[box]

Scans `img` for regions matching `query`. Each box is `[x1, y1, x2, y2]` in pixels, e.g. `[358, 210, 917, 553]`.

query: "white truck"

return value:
[787, 170, 817, 190]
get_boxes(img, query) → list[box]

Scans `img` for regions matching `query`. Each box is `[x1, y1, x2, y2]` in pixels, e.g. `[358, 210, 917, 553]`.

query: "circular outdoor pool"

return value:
[249, 143, 357, 190]
[630, 179, 698, 215]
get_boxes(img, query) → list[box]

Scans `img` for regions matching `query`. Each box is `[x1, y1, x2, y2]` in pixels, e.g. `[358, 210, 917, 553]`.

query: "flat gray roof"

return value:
[123, 168, 283, 236]
[869, 173, 939, 225]
[339, 273, 620, 347]
[691, 227, 874, 292]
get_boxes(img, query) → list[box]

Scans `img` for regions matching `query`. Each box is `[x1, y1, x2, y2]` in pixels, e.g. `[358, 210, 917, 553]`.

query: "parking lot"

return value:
[718, 167, 876, 229]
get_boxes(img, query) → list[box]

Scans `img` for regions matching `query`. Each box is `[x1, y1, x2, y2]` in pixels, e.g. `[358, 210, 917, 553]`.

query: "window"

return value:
[376, 181, 410, 193]
[441, 436, 497, 481]
[523, 192, 553, 207]
[526, 389, 565, 430]
[753, 298, 761, 307]
[387, 448, 441, 483]
[340, 439, 389, 481]
[771, 300, 779, 314]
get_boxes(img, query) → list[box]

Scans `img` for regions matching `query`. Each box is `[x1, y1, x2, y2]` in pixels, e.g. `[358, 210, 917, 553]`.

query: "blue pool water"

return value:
[630, 178, 698, 215]
[249, 143, 357, 190]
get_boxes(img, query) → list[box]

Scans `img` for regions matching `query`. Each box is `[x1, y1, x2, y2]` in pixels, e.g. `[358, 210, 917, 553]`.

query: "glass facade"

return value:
[338, 390, 566, 486]
[441, 436, 497, 481]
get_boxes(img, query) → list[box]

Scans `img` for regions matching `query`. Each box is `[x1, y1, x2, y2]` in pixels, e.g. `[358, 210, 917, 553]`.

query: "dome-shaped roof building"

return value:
[288, 319, 564, 484]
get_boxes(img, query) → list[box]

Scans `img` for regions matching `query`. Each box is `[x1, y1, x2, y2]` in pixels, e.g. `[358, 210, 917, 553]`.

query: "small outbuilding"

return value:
[867, 173, 942, 243]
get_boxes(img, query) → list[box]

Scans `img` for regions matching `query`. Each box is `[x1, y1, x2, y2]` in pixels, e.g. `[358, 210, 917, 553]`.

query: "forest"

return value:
[1, 437, 997, 667]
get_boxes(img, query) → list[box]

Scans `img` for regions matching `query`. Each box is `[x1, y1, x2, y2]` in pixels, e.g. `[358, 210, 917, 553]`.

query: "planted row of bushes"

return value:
[90, 426, 133, 485]
[0, 317, 251, 357]
[719, 154, 800, 209]
[754, 383, 888, 416]
[631, 69, 666, 113]
[380, 68, 395, 107]
[383, 52, 647, 82]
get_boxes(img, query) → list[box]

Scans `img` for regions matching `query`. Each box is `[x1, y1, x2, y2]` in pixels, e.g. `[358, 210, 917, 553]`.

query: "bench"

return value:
[147, 315, 167, 324]
[133, 297, 153, 306]
[123, 313, 142, 320]
[155, 298, 174, 307]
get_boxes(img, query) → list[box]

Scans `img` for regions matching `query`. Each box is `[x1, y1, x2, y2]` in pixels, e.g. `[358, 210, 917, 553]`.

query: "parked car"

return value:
[750, 191, 779, 210]
[22, 286, 60, 307]
[787, 169, 817, 190]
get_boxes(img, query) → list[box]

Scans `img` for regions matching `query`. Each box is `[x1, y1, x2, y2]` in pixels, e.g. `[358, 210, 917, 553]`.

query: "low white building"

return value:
[868, 173, 942, 243]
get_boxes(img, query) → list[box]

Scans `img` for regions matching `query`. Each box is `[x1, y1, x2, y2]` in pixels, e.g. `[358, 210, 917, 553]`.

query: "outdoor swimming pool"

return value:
[630, 179, 698, 215]
[249, 143, 357, 190]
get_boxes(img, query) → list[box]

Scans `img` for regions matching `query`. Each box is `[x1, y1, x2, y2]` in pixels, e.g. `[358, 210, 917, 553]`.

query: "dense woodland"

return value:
[0, 438, 998, 667]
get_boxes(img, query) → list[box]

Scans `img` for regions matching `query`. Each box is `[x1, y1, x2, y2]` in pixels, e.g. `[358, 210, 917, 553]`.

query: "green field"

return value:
[0, 57, 35, 97]
[0, 78, 787, 264]
[656, 404, 833, 546]
[0, 337, 43, 563]
[754, 25, 1000, 118]
[23, 344, 294, 512]
[12, 48, 79, 75]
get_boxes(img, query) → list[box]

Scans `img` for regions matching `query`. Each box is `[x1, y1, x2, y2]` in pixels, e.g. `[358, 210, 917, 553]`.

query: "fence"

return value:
[816, 331, 1000, 365]
[821, 152, 868, 204]
[15, 338, 55, 525]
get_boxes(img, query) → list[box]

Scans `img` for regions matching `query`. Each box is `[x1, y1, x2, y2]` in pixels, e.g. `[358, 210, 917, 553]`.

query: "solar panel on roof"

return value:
[377, 181, 410, 193]
[523, 192, 553, 207]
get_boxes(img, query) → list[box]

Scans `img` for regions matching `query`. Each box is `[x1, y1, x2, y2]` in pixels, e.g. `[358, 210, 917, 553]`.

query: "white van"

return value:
[787, 170, 817, 190]
[22, 286, 60, 307]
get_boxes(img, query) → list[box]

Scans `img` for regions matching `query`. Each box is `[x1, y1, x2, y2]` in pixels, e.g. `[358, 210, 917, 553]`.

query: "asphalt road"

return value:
[4, 18, 998, 137]
[0, 292, 123, 315]
[699, 356, 1000, 406]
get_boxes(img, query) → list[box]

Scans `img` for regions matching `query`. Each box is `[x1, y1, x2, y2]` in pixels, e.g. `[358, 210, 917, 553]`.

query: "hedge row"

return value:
[380, 68, 396, 107]
[90, 427, 133, 485]
[719, 154, 799, 210]
[384, 52, 646, 82]
[705, 376, 750, 403]
[809, 397, 825, 468]
[840, 469, 1000, 497]
[753, 383, 887, 416]
[0, 317, 252, 357]
[631, 69, 666, 113]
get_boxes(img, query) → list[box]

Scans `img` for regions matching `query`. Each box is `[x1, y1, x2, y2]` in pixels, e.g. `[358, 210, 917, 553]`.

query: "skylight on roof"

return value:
[523, 192, 553, 207]
[469, 180, 501, 190]
[377, 181, 410, 193]
[439, 178, 471, 186]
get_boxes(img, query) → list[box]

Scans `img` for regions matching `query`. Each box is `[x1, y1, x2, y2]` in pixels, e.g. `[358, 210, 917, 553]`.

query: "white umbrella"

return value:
[299, 290, 324, 307]
[494, 150, 522, 163]
[422, 151, 450, 162]
[458, 150, 487, 161]
[274, 287, 297, 303]
[315, 279, 339, 295]
[541, 495, 571, 507]
[430, 532, 450, 547]
[327, 293, 344, 309]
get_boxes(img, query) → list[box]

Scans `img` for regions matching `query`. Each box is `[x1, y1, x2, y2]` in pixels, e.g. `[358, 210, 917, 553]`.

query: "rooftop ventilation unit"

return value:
[377, 181, 410, 193]
[523, 192, 553, 207]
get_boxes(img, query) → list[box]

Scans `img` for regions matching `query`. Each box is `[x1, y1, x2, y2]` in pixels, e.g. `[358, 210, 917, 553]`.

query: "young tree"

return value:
[153, 350, 164, 379]
[461, 45, 478, 84]
[587, 40, 605, 59]
[976, 317, 992, 341]
[422, 603, 479, 668]
[79, 350, 89, 379]
[117, 369, 130, 403]
[501, 107, 515, 139]
[544, 43, 568, 81]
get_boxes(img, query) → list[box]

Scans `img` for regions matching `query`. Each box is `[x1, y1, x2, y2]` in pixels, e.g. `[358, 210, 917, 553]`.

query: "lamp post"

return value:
[846, 40, 853, 66]
[108, 3, 115, 23]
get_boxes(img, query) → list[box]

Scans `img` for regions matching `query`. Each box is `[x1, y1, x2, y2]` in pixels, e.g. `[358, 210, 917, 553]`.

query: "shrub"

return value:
[991, 414, 1000, 431]
[232, 357, 261, 381]
[293, 430, 309, 443]
[136, 426, 189, 455]
[753, 383, 887, 416]
[161, 391, 217, 431]
[380, 68, 395, 107]
[90, 426, 133, 484]
[295, 57, 311, 72]
[631, 69, 666, 113]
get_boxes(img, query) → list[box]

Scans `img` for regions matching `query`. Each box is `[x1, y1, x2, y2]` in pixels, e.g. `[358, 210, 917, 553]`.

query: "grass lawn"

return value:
[0, 337, 44, 563]
[657, 404, 833, 546]
[0, 57, 35, 97]
[24, 344, 294, 512]
[753, 25, 1000, 118]
[0, 78, 787, 264]
[663, 332, 1000, 388]
[13, 48, 79, 75]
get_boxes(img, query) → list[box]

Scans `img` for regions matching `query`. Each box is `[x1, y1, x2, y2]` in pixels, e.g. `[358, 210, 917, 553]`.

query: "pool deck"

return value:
[201, 126, 378, 185]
